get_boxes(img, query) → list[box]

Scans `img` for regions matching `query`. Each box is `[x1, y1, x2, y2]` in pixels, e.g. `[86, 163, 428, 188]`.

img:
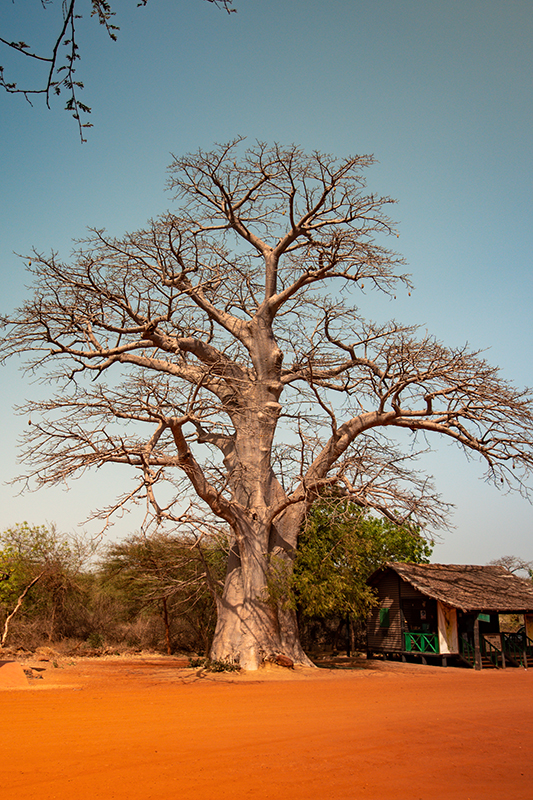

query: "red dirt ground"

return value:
[1, 655, 532, 800]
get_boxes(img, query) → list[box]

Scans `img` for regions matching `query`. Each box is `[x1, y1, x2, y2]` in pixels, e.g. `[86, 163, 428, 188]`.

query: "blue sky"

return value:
[1, 0, 532, 563]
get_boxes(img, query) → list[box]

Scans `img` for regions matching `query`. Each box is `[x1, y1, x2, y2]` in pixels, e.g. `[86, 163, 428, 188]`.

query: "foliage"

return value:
[289, 500, 433, 619]
[0, 522, 94, 646]
[498, 614, 525, 633]
[189, 656, 207, 668]
[0, 522, 85, 606]
[205, 659, 240, 672]
[98, 530, 227, 653]
[0, 522, 232, 655]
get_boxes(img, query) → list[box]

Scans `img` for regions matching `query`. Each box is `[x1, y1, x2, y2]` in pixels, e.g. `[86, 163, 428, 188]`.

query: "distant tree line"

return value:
[0, 505, 435, 657]
[0, 522, 223, 655]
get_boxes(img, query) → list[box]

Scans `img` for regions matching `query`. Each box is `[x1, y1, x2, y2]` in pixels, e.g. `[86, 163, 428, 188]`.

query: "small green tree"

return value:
[290, 499, 433, 619]
[0, 522, 92, 648]
[281, 499, 432, 655]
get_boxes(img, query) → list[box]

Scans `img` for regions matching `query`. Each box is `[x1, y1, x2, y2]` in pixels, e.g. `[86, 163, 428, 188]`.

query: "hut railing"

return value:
[460, 635, 475, 667]
[404, 632, 438, 654]
[481, 635, 501, 667]
[502, 632, 533, 667]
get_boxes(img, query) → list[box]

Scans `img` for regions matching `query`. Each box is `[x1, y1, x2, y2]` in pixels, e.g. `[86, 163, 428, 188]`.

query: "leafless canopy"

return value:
[488, 556, 533, 578]
[0, 0, 234, 141]
[2, 139, 533, 665]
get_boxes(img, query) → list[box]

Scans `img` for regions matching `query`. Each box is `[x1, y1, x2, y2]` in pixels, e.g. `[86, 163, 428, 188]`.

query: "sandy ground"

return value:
[1, 654, 532, 800]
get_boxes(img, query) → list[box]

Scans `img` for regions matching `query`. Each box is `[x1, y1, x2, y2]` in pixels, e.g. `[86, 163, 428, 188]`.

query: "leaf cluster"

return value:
[0, 522, 85, 607]
[288, 499, 433, 619]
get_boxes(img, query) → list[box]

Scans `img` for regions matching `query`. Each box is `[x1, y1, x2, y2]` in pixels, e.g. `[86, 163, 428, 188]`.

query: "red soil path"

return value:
[1, 656, 532, 800]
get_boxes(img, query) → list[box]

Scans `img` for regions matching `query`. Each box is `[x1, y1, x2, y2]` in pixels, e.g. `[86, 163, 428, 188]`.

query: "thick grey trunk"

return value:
[210, 516, 314, 669]
[210, 566, 313, 668]
[208, 340, 315, 669]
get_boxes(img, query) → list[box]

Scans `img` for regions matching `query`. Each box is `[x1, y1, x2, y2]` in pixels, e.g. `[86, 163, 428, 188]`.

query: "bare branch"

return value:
[0, 0, 234, 140]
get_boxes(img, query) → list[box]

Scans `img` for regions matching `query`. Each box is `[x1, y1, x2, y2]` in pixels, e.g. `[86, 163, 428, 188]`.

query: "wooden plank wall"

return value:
[367, 570, 403, 651]
[399, 579, 425, 600]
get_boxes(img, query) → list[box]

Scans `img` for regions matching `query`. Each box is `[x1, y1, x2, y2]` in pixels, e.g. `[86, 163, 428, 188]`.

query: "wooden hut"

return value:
[367, 563, 533, 669]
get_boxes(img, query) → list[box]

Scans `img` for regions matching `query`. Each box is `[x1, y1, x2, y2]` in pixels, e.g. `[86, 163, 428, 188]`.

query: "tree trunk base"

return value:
[211, 586, 315, 670]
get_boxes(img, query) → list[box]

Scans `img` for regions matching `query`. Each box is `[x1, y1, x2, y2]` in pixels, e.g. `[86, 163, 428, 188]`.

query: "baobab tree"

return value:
[2, 139, 533, 668]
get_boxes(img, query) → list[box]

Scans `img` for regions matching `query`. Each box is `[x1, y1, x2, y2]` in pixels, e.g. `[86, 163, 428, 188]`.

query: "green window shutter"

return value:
[379, 608, 390, 628]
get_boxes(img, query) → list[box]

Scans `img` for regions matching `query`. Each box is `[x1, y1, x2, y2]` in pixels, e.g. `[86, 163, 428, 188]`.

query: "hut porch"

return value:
[367, 563, 533, 669]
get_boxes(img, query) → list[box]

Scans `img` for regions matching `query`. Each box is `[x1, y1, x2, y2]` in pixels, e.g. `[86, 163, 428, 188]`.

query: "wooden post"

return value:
[474, 617, 482, 671]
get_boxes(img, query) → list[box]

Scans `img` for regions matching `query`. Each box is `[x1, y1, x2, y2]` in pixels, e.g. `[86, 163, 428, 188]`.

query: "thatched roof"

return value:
[371, 562, 533, 613]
